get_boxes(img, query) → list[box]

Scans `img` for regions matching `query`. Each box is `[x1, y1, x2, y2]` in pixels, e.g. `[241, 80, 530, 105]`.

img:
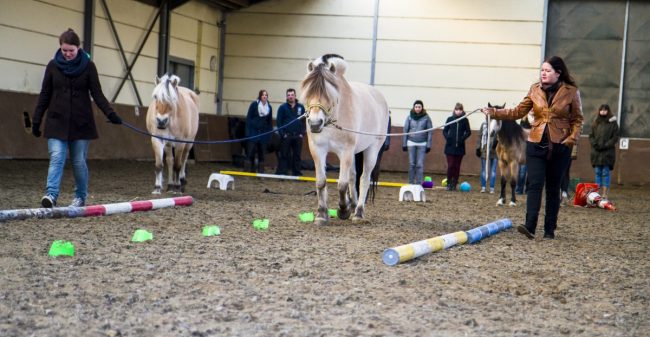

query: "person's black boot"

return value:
[517, 225, 535, 239]
[543, 232, 555, 239]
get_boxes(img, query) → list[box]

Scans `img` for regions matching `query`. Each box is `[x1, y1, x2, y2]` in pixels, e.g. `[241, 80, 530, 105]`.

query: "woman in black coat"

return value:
[589, 104, 619, 199]
[442, 102, 471, 191]
[32, 29, 122, 208]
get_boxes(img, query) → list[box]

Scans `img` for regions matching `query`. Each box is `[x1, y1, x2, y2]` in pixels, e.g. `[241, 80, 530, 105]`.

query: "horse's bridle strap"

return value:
[307, 102, 332, 116]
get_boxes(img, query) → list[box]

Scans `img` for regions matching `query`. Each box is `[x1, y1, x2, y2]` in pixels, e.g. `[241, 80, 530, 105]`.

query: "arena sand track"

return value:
[0, 160, 648, 337]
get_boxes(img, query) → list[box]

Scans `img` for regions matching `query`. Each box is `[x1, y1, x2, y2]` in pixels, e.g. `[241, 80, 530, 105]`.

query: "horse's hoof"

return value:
[314, 217, 328, 226]
[509, 201, 517, 207]
[338, 208, 351, 220]
[496, 199, 504, 206]
[152, 189, 162, 195]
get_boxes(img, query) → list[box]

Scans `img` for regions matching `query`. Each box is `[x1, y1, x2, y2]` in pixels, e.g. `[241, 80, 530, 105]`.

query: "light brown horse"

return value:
[301, 54, 389, 225]
[488, 104, 527, 206]
[146, 74, 199, 194]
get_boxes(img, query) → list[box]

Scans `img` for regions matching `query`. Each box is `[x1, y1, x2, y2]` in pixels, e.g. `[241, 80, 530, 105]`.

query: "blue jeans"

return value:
[594, 166, 611, 188]
[480, 158, 497, 188]
[515, 164, 528, 194]
[408, 145, 426, 184]
[46, 138, 90, 200]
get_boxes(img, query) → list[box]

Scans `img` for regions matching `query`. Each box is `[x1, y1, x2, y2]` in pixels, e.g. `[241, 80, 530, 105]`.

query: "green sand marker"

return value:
[202, 225, 221, 236]
[424, 176, 432, 182]
[48, 240, 75, 257]
[298, 212, 315, 222]
[131, 229, 153, 242]
[253, 219, 269, 230]
[328, 209, 338, 218]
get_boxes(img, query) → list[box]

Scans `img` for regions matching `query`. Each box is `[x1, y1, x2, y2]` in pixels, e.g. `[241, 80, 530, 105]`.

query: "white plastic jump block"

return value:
[207, 173, 234, 190]
[399, 184, 426, 202]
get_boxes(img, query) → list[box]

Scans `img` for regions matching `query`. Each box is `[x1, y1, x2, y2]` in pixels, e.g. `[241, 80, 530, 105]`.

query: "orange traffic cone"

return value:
[573, 183, 616, 211]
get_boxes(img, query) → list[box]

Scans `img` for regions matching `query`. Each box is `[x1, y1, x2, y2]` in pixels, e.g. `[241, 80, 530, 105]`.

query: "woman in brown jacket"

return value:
[483, 56, 584, 240]
[32, 29, 122, 208]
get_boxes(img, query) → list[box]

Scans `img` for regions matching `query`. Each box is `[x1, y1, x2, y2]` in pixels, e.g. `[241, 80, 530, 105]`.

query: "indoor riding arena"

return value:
[1, 159, 647, 336]
[2, 0, 649, 336]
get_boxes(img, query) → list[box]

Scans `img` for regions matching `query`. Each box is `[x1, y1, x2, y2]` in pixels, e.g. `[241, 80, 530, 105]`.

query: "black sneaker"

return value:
[41, 195, 56, 208]
[543, 232, 555, 240]
[516, 224, 535, 240]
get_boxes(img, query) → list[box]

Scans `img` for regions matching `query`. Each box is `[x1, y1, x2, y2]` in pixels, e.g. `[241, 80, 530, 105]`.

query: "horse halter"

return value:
[306, 101, 336, 126]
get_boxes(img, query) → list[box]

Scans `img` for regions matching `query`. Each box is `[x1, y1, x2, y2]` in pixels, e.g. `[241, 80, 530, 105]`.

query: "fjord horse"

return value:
[488, 104, 526, 206]
[301, 54, 389, 225]
[146, 74, 199, 194]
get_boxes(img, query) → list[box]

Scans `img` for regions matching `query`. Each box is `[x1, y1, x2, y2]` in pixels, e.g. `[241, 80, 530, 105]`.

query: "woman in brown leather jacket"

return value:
[483, 56, 584, 240]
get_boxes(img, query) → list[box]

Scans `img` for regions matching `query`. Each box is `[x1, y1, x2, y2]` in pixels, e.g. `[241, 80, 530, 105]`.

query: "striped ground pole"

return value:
[0, 196, 193, 222]
[382, 218, 512, 266]
[219, 170, 407, 188]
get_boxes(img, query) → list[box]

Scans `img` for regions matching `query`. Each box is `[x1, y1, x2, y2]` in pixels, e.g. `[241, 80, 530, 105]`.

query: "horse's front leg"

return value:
[171, 145, 186, 194]
[151, 138, 165, 194]
[337, 152, 353, 220]
[310, 145, 329, 225]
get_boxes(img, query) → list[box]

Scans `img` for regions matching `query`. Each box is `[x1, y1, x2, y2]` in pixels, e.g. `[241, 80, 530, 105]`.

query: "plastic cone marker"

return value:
[202, 226, 221, 236]
[131, 229, 153, 242]
[328, 209, 338, 218]
[299, 212, 315, 222]
[253, 219, 269, 230]
[48, 240, 75, 257]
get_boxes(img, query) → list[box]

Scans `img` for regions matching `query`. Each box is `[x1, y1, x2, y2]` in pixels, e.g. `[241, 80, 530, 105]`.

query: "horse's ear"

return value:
[170, 76, 179, 88]
[488, 102, 493, 108]
[307, 62, 314, 72]
[502, 102, 506, 108]
[155, 76, 161, 85]
[329, 62, 336, 73]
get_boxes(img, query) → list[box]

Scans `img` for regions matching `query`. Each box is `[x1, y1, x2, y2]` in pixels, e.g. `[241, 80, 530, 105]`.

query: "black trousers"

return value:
[246, 141, 267, 172]
[525, 141, 571, 235]
[276, 135, 303, 175]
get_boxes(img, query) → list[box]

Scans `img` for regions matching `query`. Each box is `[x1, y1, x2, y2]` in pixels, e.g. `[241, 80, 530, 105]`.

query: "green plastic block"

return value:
[202, 225, 221, 237]
[48, 240, 75, 257]
[253, 219, 269, 230]
[131, 229, 153, 242]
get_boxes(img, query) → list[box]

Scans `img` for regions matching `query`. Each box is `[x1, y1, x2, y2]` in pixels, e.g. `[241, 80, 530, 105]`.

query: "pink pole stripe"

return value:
[131, 201, 154, 212]
[84, 205, 107, 217]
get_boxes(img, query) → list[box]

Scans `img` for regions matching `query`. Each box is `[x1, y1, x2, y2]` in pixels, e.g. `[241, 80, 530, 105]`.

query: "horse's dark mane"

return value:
[321, 54, 344, 63]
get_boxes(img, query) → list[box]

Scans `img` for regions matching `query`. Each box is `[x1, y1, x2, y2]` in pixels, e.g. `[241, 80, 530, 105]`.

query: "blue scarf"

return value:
[54, 48, 90, 77]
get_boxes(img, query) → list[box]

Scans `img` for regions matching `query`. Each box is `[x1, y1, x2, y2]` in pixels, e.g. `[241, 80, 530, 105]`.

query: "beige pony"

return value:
[146, 74, 199, 194]
[301, 54, 389, 225]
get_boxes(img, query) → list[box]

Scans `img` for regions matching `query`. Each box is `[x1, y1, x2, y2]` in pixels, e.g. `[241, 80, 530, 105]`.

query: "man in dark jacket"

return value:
[442, 102, 471, 191]
[32, 29, 122, 208]
[275, 88, 306, 176]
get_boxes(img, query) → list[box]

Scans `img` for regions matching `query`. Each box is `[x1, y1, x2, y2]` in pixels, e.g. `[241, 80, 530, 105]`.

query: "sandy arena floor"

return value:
[0, 159, 648, 337]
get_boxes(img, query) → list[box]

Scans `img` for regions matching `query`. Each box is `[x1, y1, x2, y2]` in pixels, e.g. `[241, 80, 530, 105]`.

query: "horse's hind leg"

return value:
[336, 152, 353, 220]
[178, 144, 193, 193]
[165, 144, 174, 192]
[354, 146, 380, 221]
[509, 162, 519, 206]
[151, 138, 165, 194]
[497, 175, 507, 206]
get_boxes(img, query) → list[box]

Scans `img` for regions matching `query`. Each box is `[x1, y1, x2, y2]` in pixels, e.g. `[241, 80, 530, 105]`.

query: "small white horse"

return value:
[146, 74, 199, 194]
[301, 54, 389, 225]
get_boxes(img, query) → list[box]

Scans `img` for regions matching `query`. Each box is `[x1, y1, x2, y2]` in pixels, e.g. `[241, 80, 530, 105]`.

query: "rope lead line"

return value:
[121, 114, 308, 145]
[332, 108, 482, 137]
[120, 108, 482, 144]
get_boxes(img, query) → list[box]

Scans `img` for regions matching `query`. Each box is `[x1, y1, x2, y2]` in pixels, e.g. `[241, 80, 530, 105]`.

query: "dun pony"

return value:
[146, 74, 199, 194]
[301, 54, 389, 225]
[488, 103, 527, 206]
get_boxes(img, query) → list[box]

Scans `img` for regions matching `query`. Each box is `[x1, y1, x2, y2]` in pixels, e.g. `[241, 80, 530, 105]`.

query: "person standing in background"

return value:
[275, 88, 306, 176]
[246, 89, 273, 173]
[402, 100, 433, 185]
[476, 119, 497, 193]
[443, 102, 471, 191]
[589, 104, 619, 199]
[32, 28, 123, 208]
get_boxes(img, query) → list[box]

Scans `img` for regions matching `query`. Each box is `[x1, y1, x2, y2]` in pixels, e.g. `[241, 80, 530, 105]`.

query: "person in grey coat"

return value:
[402, 100, 433, 184]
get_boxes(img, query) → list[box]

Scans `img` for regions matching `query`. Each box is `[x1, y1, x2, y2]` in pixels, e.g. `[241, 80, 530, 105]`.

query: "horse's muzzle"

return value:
[308, 118, 324, 133]
[156, 117, 169, 129]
